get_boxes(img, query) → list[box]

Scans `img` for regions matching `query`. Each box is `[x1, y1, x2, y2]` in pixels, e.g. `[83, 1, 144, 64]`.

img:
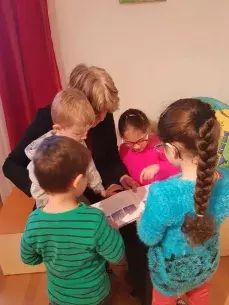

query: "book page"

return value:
[92, 185, 149, 228]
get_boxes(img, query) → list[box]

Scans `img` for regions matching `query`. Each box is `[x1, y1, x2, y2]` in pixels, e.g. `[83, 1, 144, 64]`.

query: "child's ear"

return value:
[166, 143, 179, 159]
[52, 124, 62, 132]
[72, 174, 84, 189]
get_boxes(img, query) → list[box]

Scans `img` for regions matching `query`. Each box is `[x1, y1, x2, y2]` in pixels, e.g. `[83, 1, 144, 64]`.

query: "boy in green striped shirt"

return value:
[21, 135, 125, 305]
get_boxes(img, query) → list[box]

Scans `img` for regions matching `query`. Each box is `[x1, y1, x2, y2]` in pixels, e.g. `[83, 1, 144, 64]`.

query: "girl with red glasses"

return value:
[118, 109, 179, 186]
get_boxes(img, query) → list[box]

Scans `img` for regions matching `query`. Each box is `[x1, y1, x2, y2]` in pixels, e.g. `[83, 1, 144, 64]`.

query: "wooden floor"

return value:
[0, 188, 229, 304]
[0, 258, 229, 305]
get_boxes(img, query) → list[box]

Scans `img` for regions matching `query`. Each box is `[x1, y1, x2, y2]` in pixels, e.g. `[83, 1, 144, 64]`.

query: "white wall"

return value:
[48, 0, 229, 120]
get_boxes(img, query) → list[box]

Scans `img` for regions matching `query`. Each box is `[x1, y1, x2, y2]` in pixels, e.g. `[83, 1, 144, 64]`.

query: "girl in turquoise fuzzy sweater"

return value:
[138, 98, 229, 305]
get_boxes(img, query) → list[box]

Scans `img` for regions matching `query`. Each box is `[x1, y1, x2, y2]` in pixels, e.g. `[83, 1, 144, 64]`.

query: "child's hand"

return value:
[107, 217, 119, 229]
[137, 212, 143, 222]
[120, 175, 140, 192]
[110, 254, 128, 278]
[101, 184, 123, 198]
[140, 164, 159, 184]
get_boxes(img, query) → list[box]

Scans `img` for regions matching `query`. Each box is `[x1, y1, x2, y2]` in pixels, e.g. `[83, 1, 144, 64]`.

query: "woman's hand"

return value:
[140, 164, 159, 184]
[101, 184, 123, 198]
[120, 175, 140, 192]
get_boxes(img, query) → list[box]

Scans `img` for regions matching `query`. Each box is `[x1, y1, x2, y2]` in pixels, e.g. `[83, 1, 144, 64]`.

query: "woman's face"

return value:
[123, 126, 149, 152]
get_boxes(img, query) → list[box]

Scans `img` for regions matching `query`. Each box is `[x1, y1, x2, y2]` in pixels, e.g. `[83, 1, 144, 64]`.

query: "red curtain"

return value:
[0, 0, 62, 149]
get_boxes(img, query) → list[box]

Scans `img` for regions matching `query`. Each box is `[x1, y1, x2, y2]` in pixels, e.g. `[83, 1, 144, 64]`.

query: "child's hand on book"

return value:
[101, 184, 123, 198]
[120, 175, 140, 192]
[140, 164, 159, 184]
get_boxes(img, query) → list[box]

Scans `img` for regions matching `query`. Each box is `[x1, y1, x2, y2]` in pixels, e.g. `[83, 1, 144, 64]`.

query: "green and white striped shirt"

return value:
[21, 203, 124, 305]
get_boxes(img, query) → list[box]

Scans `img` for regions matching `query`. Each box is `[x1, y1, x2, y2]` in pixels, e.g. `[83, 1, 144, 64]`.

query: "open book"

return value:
[92, 186, 149, 228]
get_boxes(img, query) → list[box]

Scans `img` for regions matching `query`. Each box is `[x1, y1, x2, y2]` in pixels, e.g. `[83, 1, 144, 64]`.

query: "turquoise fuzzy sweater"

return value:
[138, 168, 229, 296]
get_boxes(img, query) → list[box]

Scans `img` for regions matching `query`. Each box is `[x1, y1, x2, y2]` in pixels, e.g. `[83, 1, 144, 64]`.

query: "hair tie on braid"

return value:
[196, 214, 205, 218]
[195, 109, 215, 131]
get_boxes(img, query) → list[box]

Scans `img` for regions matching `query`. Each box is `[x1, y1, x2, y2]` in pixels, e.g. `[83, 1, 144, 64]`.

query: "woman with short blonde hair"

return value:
[69, 64, 119, 115]
[3, 64, 138, 198]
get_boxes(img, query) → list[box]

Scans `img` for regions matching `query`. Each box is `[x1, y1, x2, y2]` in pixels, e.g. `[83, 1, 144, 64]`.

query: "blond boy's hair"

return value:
[69, 64, 119, 114]
[51, 88, 95, 128]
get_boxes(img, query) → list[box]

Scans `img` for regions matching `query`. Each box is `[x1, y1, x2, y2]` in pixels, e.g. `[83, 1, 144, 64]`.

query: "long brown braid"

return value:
[158, 99, 220, 246]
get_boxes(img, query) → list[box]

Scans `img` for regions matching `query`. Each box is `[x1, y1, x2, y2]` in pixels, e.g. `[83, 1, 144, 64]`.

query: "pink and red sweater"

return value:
[120, 136, 180, 186]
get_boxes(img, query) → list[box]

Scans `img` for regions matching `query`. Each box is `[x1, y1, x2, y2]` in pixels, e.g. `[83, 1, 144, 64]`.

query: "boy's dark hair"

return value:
[118, 109, 150, 137]
[158, 98, 220, 246]
[34, 135, 90, 193]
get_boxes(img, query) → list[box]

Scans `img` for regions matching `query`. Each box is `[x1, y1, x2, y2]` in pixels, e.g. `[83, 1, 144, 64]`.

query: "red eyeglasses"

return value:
[123, 134, 149, 147]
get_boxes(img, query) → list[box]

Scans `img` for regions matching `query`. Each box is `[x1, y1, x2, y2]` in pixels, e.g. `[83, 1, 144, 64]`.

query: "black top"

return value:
[3, 105, 127, 201]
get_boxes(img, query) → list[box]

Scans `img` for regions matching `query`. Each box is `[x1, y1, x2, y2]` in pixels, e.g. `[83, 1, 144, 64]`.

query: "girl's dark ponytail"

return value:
[158, 98, 220, 246]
